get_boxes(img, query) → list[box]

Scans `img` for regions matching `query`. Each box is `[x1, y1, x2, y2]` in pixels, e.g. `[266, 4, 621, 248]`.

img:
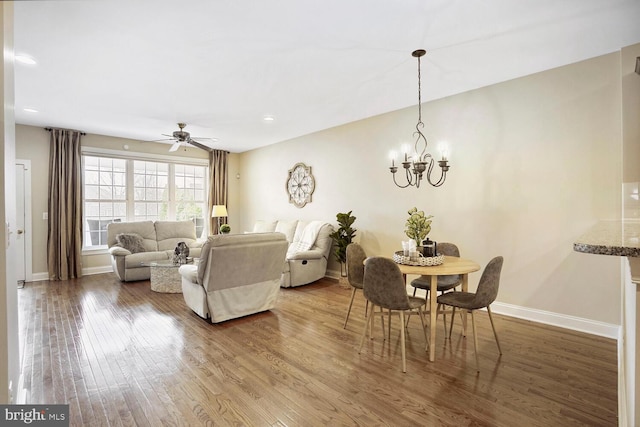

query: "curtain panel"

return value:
[208, 150, 228, 234]
[47, 128, 83, 280]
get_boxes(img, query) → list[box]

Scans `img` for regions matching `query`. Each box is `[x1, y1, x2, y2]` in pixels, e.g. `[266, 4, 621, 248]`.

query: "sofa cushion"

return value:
[253, 220, 277, 233]
[107, 220, 158, 252]
[124, 251, 170, 268]
[287, 221, 327, 257]
[115, 233, 146, 253]
[155, 221, 198, 250]
[275, 220, 298, 243]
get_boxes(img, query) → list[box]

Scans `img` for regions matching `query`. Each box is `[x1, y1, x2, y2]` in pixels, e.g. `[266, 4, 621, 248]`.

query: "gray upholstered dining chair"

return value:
[358, 257, 428, 373]
[437, 256, 504, 372]
[344, 243, 368, 328]
[409, 242, 462, 332]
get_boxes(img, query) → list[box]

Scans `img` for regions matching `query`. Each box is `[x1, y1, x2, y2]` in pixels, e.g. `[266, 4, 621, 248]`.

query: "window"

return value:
[83, 153, 208, 249]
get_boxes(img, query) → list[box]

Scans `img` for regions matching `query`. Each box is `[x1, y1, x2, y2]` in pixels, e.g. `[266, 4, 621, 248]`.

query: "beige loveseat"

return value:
[178, 232, 288, 323]
[107, 220, 203, 282]
[252, 220, 334, 287]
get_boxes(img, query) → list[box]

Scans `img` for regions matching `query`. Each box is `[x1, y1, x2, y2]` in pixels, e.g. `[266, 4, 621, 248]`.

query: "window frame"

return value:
[81, 146, 209, 253]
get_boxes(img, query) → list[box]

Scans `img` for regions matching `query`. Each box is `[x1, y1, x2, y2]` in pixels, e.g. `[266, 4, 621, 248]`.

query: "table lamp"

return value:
[211, 205, 228, 233]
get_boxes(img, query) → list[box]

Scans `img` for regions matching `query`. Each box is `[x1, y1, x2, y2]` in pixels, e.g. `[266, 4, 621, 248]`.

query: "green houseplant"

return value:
[329, 211, 357, 276]
[405, 207, 433, 246]
[219, 224, 231, 234]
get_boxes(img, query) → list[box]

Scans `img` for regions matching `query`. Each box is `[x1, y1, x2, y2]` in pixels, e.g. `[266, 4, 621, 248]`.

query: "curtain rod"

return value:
[44, 127, 86, 136]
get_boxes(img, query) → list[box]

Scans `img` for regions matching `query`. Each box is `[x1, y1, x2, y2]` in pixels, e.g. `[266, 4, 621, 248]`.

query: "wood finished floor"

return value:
[18, 274, 617, 426]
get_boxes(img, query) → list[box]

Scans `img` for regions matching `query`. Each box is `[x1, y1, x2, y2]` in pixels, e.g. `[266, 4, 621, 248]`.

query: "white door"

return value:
[15, 160, 32, 286]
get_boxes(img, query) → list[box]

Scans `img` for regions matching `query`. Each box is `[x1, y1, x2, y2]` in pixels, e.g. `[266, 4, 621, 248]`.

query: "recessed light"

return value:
[15, 55, 37, 65]
[263, 115, 275, 122]
[23, 108, 38, 113]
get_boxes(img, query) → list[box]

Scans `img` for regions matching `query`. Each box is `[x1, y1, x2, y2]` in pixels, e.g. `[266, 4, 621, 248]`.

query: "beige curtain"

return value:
[208, 150, 228, 234]
[47, 128, 83, 280]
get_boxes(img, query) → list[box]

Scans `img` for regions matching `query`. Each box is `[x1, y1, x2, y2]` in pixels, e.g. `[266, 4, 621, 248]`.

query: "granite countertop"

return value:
[574, 220, 640, 257]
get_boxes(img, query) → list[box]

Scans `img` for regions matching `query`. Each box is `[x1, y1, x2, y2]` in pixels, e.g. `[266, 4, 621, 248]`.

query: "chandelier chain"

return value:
[388, 49, 450, 189]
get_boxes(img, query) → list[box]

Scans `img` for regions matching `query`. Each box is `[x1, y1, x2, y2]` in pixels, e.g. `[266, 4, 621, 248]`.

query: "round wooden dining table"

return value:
[396, 256, 480, 362]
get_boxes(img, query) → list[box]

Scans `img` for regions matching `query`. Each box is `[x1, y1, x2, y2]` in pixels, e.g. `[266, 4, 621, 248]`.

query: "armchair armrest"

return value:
[190, 240, 204, 249]
[179, 264, 199, 284]
[287, 249, 324, 260]
[108, 246, 131, 256]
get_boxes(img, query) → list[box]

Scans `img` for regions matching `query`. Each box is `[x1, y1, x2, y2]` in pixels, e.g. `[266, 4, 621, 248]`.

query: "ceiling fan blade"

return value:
[169, 141, 181, 152]
[187, 139, 213, 152]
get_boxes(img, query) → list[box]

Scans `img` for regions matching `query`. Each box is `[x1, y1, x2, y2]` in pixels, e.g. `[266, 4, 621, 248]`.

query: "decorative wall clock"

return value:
[286, 162, 315, 208]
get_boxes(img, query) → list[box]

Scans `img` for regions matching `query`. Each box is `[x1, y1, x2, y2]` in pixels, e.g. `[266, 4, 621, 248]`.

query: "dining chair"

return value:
[344, 243, 368, 328]
[358, 257, 428, 372]
[436, 256, 504, 372]
[408, 242, 462, 333]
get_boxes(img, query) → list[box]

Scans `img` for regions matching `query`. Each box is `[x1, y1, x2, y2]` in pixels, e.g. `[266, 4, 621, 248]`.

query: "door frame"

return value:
[15, 159, 32, 284]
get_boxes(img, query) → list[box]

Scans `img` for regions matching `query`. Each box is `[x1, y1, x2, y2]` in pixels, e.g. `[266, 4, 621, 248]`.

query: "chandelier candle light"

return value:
[389, 49, 450, 188]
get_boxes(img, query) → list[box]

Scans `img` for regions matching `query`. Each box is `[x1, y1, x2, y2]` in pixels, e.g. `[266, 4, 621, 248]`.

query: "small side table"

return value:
[144, 261, 183, 293]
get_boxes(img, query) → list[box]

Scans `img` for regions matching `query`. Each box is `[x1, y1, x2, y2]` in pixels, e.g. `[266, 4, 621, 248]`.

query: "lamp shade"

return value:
[211, 205, 228, 218]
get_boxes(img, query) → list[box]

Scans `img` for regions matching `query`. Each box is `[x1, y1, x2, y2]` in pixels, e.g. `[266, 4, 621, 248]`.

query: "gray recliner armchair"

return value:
[178, 232, 288, 323]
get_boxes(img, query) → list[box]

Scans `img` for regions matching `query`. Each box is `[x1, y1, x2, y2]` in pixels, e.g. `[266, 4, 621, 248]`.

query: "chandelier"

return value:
[389, 49, 450, 188]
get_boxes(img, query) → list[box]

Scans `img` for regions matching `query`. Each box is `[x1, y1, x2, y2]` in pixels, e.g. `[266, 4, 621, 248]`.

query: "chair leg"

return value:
[388, 309, 392, 341]
[471, 310, 480, 372]
[406, 288, 428, 329]
[437, 303, 448, 338]
[487, 306, 502, 354]
[378, 306, 385, 340]
[400, 310, 406, 373]
[417, 306, 428, 346]
[359, 304, 375, 353]
[343, 287, 357, 328]
[448, 306, 456, 338]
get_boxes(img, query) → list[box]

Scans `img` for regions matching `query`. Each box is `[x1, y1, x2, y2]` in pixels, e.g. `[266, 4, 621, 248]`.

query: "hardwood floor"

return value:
[18, 274, 617, 426]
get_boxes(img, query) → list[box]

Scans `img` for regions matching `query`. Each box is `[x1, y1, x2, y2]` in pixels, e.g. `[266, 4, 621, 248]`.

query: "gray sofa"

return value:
[252, 220, 334, 287]
[178, 232, 288, 323]
[107, 220, 203, 282]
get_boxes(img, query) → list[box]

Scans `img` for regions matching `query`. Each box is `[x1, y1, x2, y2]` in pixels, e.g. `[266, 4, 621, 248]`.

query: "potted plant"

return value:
[405, 207, 433, 247]
[329, 211, 357, 276]
[219, 224, 231, 234]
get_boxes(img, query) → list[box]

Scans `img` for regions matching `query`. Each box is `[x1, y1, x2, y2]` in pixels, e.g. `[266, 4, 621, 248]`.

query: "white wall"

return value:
[238, 52, 623, 327]
[1, 2, 20, 404]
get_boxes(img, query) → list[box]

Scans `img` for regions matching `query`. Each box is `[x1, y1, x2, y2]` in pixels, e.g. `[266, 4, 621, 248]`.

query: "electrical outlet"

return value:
[8, 380, 13, 404]
[42, 212, 48, 220]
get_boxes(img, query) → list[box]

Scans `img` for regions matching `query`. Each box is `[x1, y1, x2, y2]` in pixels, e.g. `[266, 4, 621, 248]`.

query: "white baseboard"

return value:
[30, 272, 49, 282]
[402, 284, 618, 339]
[82, 265, 114, 276]
[490, 301, 619, 339]
[31, 266, 114, 282]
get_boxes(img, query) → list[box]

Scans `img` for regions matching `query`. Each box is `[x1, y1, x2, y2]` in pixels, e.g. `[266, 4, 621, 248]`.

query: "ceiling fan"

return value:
[157, 123, 215, 152]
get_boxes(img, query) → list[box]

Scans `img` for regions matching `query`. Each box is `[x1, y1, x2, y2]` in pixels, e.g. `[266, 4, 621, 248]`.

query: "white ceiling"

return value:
[13, 0, 640, 153]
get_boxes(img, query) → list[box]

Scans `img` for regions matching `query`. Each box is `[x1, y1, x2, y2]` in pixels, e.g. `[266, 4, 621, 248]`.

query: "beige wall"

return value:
[15, 51, 626, 325]
[238, 52, 623, 324]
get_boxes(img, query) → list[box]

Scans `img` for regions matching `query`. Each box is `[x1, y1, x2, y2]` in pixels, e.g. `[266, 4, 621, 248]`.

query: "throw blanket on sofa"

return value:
[287, 221, 326, 257]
